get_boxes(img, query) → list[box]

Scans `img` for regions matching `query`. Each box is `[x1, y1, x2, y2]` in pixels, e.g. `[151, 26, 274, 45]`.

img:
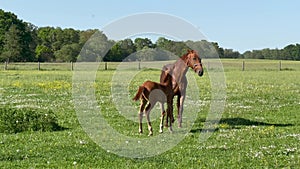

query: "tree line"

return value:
[1, 9, 299, 62]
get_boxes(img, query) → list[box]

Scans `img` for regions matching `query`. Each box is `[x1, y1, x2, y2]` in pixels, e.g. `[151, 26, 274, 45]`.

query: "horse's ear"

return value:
[187, 49, 195, 53]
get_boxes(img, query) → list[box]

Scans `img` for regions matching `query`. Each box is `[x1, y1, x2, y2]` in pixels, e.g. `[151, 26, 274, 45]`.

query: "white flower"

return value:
[286, 147, 297, 152]
[79, 140, 87, 145]
[254, 151, 263, 158]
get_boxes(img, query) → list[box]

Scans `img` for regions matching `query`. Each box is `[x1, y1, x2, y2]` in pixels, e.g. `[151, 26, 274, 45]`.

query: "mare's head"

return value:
[184, 50, 204, 76]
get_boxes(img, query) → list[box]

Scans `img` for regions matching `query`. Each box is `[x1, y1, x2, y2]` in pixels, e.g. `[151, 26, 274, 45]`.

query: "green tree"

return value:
[242, 51, 252, 59]
[134, 38, 154, 51]
[35, 45, 54, 62]
[224, 49, 241, 58]
[211, 42, 224, 58]
[185, 40, 218, 58]
[132, 47, 172, 61]
[62, 28, 79, 45]
[104, 39, 136, 61]
[0, 10, 36, 62]
[78, 31, 112, 62]
[0, 10, 21, 55]
[156, 37, 190, 56]
[283, 44, 300, 60]
[156, 37, 171, 49]
[270, 48, 281, 60]
[37, 27, 53, 47]
[79, 29, 98, 46]
[25, 22, 38, 61]
[54, 43, 80, 62]
[261, 48, 271, 59]
[36, 27, 81, 61]
[1, 25, 23, 62]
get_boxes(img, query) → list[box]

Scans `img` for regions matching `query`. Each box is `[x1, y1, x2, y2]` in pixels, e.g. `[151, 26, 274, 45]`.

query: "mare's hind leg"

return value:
[159, 103, 166, 133]
[145, 102, 155, 136]
[138, 99, 147, 134]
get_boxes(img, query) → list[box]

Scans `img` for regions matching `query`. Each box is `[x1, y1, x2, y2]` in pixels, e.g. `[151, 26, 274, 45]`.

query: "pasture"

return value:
[0, 59, 299, 168]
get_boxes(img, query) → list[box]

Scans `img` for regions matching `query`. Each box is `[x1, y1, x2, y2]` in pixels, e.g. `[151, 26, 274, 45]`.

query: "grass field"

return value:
[0, 59, 300, 168]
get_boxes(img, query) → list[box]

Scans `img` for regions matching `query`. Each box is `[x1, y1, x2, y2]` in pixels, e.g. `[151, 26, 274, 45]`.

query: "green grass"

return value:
[0, 59, 300, 168]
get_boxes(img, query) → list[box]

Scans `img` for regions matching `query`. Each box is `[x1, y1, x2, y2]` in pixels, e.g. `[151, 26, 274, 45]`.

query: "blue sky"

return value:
[1, 0, 299, 53]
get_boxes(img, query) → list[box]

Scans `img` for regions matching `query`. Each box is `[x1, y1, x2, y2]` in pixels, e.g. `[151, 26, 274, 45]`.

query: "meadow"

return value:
[0, 59, 299, 168]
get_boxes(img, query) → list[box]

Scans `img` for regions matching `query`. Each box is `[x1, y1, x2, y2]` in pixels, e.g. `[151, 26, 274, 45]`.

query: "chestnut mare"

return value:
[132, 68, 174, 136]
[160, 50, 203, 128]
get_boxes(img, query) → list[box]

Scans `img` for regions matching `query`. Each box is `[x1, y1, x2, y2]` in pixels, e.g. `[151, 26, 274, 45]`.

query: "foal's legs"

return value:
[145, 102, 155, 136]
[138, 99, 147, 134]
[159, 103, 166, 133]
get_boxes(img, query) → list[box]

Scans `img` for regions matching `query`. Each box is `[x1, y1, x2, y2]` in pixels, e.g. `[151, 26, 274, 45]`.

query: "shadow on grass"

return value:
[190, 117, 293, 133]
[219, 117, 293, 127]
[51, 123, 69, 132]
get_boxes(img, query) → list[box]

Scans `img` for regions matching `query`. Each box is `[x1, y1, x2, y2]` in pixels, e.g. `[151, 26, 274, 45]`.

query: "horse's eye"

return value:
[193, 57, 197, 61]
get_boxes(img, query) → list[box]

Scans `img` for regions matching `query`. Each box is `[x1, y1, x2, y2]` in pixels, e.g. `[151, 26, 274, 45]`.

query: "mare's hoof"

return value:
[148, 133, 153, 136]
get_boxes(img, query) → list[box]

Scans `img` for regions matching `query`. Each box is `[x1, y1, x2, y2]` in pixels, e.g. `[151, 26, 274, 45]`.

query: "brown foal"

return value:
[132, 69, 174, 136]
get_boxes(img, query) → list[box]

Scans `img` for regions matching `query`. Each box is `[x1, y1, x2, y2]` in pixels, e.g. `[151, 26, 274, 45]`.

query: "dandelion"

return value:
[219, 123, 230, 129]
[12, 81, 22, 88]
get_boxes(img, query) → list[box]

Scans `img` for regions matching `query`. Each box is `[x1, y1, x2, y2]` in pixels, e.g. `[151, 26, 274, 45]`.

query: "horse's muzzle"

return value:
[197, 69, 204, 76]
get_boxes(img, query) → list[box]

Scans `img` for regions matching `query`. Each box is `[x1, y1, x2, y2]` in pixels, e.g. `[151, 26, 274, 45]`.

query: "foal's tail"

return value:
[132, 86, 144, 101]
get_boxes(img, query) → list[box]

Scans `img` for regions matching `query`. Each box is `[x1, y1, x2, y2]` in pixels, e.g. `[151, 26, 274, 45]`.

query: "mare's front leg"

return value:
[167, 98, 174, 133]
[177, 94, 185, 128]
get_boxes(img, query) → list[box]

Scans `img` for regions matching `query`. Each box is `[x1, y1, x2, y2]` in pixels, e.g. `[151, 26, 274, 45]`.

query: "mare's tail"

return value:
[132, 86, 144, 101]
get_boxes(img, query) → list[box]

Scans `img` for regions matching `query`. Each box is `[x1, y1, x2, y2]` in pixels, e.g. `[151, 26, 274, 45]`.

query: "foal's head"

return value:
[185, 50, 204, 76]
